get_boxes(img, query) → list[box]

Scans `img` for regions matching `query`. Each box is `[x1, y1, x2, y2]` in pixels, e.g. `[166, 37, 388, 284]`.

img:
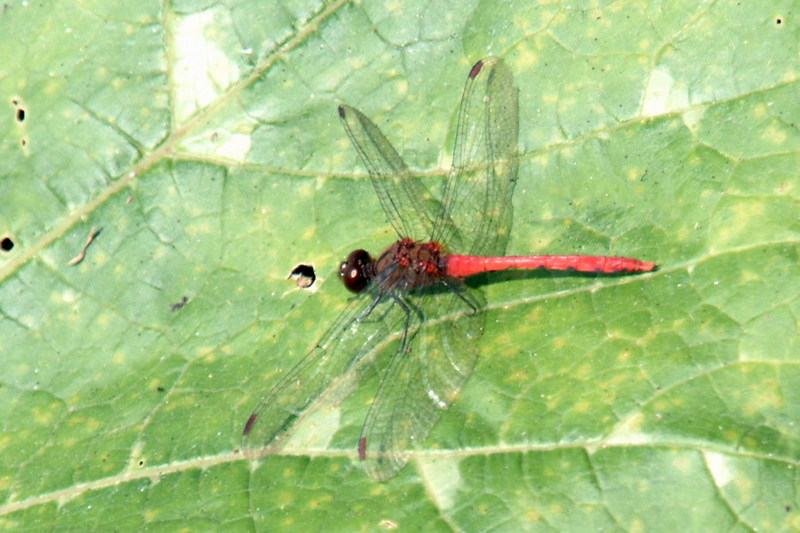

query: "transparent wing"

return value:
[241, 288, 408, 454]
[357, 57, 519, 481]
[433, 56, 520, 257]
[359, 285, 485, 481]
[338, 105, 442, 241]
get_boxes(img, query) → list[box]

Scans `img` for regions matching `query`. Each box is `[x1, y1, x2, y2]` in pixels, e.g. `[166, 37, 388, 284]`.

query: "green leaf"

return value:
[1, 0, 798, 530]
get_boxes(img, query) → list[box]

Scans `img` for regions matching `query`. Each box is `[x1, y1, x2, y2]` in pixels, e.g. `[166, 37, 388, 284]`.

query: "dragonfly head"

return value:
[339, 249, 374, 293]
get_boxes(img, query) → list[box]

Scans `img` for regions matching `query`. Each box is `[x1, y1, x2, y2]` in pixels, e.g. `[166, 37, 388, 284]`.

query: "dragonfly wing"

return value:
[338, 105, 442, 241]
[242, 289, 406, 455]
[434, 56, 520, 257]
[359, 286, 485, 481]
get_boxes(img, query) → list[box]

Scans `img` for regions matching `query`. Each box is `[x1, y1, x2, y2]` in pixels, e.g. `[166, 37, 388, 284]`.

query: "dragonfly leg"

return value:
[440, 278, 482, 315]
[353, 294, 404, 326]
[355, 293, 385, 322]
[390, 295, 424, 355]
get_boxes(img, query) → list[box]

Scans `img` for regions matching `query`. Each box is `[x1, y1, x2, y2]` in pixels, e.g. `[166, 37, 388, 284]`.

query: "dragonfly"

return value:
[242, 56, 655, 481]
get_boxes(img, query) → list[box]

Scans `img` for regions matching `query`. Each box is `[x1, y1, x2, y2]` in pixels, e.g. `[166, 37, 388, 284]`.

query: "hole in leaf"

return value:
[11, 98, 26, 122]
[289, 264, 316, 288]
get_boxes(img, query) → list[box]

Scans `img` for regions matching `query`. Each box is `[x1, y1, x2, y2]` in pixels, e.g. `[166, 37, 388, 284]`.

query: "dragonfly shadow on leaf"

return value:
[463, 265, 657, 288]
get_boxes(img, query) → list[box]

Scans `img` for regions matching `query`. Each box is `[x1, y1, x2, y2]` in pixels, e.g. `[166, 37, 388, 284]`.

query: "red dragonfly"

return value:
[242, 57, 655, 481]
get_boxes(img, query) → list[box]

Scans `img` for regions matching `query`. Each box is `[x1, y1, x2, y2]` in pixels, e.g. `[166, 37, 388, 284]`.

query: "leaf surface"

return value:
[0, 1, 798, 530]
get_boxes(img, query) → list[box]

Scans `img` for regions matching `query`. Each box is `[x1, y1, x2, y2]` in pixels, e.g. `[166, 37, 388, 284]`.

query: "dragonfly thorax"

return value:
[372, 238, 448, 292]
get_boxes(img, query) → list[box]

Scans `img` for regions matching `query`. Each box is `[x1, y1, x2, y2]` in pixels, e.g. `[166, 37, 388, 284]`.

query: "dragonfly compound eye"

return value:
[339, 249, 374, 293]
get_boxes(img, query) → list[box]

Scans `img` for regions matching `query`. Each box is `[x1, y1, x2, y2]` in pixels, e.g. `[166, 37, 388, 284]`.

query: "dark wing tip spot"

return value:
[243, 413, 258, 436]
[358, 437, 367, 461]
[337, 105, 346, 118]
[468, 60, 484, 79]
